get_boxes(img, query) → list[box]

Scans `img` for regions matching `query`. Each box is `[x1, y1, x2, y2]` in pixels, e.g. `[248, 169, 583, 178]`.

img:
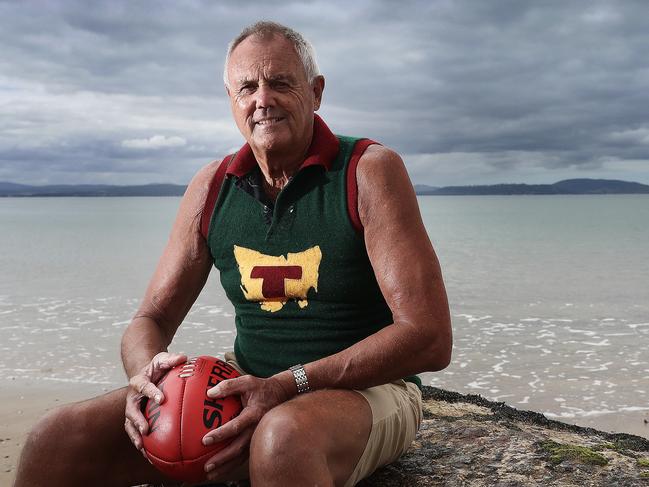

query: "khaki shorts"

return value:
[344, 378, 423, 486]
[188, 352, 423, 487]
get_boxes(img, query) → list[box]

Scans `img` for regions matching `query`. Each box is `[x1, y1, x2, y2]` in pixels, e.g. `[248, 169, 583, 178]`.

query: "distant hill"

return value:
[0, 183, 187, 197]
[1, 178, 648, 197]
[414, 184, 439, 193]
[416, 179, 649, 195]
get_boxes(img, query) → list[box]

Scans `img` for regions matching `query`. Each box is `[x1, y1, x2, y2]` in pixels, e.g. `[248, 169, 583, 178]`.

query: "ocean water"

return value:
[1, 195, 648, 437]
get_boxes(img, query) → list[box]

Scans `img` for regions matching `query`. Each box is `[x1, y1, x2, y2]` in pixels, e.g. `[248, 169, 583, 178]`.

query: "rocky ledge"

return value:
[358, 386, 649, 487]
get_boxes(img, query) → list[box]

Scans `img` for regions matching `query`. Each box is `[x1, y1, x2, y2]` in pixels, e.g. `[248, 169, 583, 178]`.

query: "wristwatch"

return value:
[289, 364, 310, 394]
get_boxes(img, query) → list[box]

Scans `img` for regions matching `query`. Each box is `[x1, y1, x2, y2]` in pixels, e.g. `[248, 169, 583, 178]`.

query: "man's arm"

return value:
[287, 144, 452, 391]
[121, 160, 219, 449]
[121, 161, 218, 376]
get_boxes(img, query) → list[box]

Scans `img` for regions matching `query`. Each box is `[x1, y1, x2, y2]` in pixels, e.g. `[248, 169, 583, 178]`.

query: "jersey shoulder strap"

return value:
[200, 154, 234, 240]
[346, 138, 379, 234]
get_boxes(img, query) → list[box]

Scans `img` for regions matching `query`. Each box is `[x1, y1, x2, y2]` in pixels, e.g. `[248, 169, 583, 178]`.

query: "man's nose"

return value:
[254, 84, 275, 109]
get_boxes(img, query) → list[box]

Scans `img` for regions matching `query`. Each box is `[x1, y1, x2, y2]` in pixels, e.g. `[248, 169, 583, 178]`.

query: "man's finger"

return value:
[146, 352, 188, 384]
[129, 375, 164, 404]
[206, 375, 250, 399]
[205, 453, 247, 481]
[204, 426, 253, 476]
[125, 397, 150, 435]
[202, 407, 255, 445]
[155, 352, 187, 370]
[124, 418, 143, 450]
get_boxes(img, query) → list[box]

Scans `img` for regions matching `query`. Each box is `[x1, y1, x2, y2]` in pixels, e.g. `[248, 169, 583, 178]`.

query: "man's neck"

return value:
[251, 135, 313, 193]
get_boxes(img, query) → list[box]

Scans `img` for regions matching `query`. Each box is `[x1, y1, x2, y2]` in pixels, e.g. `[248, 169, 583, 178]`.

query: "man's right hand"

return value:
[124, 351, 187, 455]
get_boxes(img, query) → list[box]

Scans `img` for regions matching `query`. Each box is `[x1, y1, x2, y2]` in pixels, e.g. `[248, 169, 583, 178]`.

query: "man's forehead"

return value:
[236, 31, 289, 50]
[227, 35, 306, 82]
[236, 72, 298, 84]
[230, 34, 299, 63]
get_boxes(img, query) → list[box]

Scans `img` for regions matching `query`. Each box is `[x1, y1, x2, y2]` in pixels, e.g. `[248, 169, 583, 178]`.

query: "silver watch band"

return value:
[289, 364, 310, 394]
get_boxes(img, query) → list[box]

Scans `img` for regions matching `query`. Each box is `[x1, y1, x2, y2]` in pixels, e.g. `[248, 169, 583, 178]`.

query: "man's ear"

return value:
[225, 84, 231, 97]
[312, 75, 325, 111]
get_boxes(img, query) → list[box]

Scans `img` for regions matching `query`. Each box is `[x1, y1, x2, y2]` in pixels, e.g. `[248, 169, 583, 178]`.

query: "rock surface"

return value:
[357, 386, 649, 486]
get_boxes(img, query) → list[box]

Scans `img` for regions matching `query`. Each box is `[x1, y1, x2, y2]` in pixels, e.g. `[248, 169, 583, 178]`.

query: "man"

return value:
[14, 21, 451, 487]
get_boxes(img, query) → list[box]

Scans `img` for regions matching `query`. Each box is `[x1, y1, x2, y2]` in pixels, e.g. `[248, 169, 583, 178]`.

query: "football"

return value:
[142, 355, 243, 482]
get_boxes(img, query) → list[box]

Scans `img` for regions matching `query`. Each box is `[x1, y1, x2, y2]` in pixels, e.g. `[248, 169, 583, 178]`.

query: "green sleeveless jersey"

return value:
[204, 115, 421, 390]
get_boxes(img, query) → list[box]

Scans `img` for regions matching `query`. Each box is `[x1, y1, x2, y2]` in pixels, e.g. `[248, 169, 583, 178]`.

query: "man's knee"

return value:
[15, 389, 143, 486]
[250, 403, 328, 476]
[251, 404, 313, 458]
[23, 400, 94, 462]
[17, 400, 90, 484]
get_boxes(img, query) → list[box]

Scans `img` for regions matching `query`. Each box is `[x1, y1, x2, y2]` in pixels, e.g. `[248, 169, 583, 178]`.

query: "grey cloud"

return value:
[1, 0, 649, 185]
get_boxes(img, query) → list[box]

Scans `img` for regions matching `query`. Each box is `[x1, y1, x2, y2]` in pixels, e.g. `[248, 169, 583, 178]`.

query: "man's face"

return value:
[226, 34, 324, 156]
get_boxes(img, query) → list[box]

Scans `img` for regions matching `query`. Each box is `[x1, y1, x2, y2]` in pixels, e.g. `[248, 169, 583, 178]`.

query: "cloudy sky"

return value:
[2, 0, 648, 186]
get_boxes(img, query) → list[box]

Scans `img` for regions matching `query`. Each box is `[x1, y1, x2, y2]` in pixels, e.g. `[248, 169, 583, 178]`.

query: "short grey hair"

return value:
[223, 21, 320, 87]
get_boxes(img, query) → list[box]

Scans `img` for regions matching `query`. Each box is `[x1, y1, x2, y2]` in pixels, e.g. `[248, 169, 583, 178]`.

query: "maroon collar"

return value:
[225, 114, 340, 178]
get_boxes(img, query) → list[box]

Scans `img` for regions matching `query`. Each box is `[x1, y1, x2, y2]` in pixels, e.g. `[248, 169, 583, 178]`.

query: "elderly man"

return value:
[14, 21, 451, 487]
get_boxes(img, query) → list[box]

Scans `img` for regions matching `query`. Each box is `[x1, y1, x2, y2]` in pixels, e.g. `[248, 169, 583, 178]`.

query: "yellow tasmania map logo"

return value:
[233, 245, 322, 312]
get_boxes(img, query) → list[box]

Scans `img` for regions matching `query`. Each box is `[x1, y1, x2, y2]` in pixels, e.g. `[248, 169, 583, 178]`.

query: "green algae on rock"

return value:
[540, 440, 609, 466]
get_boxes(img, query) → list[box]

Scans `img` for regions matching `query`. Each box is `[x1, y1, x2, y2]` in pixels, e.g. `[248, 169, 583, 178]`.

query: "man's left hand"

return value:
[201, 374, 293, 479]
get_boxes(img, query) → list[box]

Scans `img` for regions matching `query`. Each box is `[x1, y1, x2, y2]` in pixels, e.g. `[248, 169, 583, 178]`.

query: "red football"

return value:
[142, 355, 243, 482]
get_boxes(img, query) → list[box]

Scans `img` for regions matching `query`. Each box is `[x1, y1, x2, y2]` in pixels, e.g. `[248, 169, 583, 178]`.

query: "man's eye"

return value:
[239, 85, 255, 94]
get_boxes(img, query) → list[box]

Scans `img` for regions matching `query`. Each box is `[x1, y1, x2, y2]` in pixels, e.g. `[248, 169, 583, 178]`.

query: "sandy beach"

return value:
[0, 379, 111, 485]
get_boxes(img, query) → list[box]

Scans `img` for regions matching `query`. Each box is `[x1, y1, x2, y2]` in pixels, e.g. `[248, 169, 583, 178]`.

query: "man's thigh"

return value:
[15, 386, 171, 486]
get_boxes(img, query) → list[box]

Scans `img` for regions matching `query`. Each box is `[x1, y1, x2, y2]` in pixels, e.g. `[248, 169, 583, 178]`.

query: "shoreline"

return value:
[543, 408, 649, 439]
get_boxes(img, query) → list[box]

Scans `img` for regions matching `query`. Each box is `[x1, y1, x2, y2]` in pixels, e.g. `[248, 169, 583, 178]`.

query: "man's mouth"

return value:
[255, 117, 284, 126]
